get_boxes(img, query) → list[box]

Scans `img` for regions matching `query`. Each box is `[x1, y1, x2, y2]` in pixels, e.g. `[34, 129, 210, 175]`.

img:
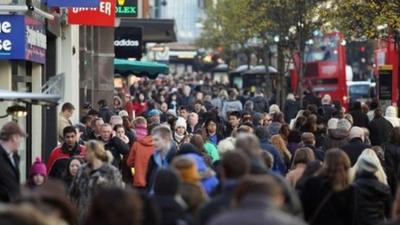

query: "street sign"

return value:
[67, 0, 115, 27]
[114, 26, 142, 59]
[47, 0, 100, 8]
[116, 0, 138, 17]
[0, 15, 46, 64]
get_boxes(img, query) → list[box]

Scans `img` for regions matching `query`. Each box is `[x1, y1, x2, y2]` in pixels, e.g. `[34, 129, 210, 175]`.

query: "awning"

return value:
[0, 89, 60, 105]
[114, 58, 169, 79]
[118, 18, 177, 43]
[244, 65, 278, 75]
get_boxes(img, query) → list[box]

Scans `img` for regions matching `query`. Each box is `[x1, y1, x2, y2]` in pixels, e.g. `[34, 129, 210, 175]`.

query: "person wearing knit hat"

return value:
[28, 157, 47, 189]
[148, 109, 161, 124]
[340, 126, 371, 166]
[351, 149, 391, 225]
[173, 117, 190, 148]
[323, 118, 350, 151]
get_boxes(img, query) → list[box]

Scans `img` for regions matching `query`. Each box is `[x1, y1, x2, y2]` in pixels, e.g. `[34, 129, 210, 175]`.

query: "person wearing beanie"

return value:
[173, 117, 190, 148]
[148, 109, 161, 124]
[28, 157, 47, 189]
[340, 126, 371, 166]
[385, 106, 400, 127]
[323, 118, 350, 151]
[351, 149, 391, 225]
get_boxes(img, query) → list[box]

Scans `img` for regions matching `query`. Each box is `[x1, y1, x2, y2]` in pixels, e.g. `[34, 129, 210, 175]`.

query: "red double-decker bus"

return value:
[374, 38, 399, 107]
[291, 32, 348, 108]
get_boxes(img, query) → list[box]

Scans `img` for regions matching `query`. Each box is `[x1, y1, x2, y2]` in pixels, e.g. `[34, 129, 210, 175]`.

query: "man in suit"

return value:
[0, 121, 26, 202]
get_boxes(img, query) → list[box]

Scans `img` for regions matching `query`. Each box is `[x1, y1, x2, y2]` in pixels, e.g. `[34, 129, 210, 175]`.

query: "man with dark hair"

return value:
[58, 102, 75, 142]
[225, 111, 241, 137]
[146, 126, 177, 191]
[0, 122, 26, 202]
[199, 151, 250, 225]
[208, 175, 306, 225]
[178, 105, 190, 121]
[349, 101, 369, 128]
[251, 89, 269, 113]
[47, 126, 87, 179]
[97, 99, 114, 123]
[80, 115, 93, 141]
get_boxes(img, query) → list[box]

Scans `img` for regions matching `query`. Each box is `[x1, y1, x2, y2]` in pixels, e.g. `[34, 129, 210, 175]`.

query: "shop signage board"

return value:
[116, 0, 137, 17]
[67, 0, 115, 27]
[0, 15, 46, 64]
[114, 26, 142, 59]
[47, 0, 100, 8]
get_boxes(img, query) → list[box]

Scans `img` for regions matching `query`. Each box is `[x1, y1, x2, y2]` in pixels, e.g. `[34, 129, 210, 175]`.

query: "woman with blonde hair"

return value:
[351, 149, 391, 225]
[69, 140, 124, 223]
[271, 134, 292, 169]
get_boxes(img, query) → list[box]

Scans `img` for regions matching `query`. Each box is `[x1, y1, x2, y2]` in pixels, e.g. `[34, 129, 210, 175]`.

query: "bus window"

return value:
[305, 35, 340, 63]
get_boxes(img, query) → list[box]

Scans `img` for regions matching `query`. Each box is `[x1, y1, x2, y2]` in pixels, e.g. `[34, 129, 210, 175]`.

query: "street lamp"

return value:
[0, 104, 27, 119]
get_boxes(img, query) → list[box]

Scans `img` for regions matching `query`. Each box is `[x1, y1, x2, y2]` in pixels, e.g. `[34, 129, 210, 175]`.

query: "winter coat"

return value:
[47, 143, 87, 179]
[101, 136, 130, 169]
[69, 163, 123, 222]
[368, 117, 393, 146]
[383, 142, 400, 196]
[177, 149, 219, 194]
[98, 106, 114, 123]
[319, 104, 336, 123]
[208, 195, 306, 225]
[353, 172, 392, 225]
[303, 144, 325, 162]
[178, 96, 195, 110]
[204, 141, 220, 163]
[284, 100, 301, 123]
[340, 138, 371, 166]
[146, 144, 178, 191]
[0, 144, 20, 202]
[300, 176, 357, 225]
[260, 139, 287, 174]
[350, 109, 370, 128]
[251, 96, 269, 113]
[127, 136, 154, 187]
[323, 129, 349, 151]
[132, 102, 148, 116]
[221, 100, 242, 119]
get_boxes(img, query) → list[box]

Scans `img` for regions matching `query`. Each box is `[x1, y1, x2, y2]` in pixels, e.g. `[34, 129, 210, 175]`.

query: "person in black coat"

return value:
[300, 149, 357, 225]
[352, 149, 392, 225]
[340, 126, 371, 166]
[349, 101, 370, 128]
[97, 99, 115, 123]
[284, 93, 300, 124]
[383, 127, 400, 196]
[368, 109, 393, 146]
[0, 122, 26, 202]
[251, 90, 269, 113]
[98, 123, 129, 169]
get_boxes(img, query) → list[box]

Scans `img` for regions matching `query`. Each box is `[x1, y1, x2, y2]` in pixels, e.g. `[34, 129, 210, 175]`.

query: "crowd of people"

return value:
[2, 74, 400, 225]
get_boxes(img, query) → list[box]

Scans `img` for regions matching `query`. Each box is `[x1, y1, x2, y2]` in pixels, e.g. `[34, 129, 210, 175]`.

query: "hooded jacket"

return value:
[127, 136, 154, 187]
[323, 129, 349, 151]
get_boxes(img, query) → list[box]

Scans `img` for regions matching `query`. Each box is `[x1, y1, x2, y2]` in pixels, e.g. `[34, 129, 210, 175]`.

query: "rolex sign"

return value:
[116, 0, 137, 17]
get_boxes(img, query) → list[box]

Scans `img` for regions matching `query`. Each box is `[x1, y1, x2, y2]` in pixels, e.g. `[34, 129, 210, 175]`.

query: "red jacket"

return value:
[132, 102, 148, 116]
[47, 143, 86, 179]
[127, 136, 154, 187]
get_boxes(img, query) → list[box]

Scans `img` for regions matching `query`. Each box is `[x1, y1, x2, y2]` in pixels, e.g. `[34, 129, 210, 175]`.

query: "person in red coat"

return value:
[132, 93, 148, 117]
[47, 126, 86, 180]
